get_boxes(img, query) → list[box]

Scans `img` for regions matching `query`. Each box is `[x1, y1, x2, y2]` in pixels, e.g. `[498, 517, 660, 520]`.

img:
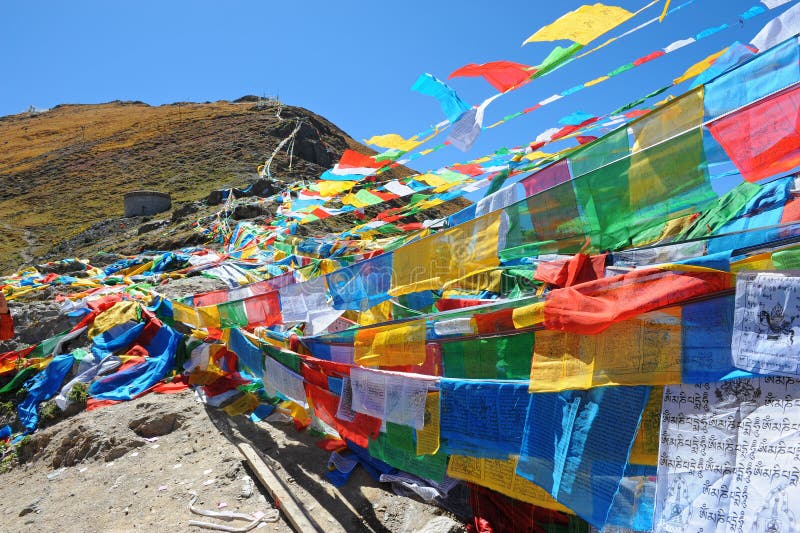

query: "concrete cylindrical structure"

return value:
[123, 191, 172, 217]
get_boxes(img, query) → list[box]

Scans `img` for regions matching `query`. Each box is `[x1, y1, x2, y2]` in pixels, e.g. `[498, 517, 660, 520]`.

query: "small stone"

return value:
[18, 499, 40, 517]
[46, 467, 66, 480]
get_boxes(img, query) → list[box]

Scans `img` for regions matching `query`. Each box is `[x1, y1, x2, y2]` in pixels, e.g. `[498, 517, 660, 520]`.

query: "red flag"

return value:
[449, 61, 534, 92]
[708, 85, 800, 182]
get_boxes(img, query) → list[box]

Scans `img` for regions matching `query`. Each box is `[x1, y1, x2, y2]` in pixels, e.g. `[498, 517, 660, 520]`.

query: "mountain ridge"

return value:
[0, 97, 430, 272]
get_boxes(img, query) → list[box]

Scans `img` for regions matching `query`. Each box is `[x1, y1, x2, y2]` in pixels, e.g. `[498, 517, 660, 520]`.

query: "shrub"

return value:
[68, 383, 89, 407]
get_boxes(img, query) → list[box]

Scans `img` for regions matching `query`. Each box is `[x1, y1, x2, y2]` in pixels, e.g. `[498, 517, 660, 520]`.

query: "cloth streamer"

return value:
[517, 385, 651, 528]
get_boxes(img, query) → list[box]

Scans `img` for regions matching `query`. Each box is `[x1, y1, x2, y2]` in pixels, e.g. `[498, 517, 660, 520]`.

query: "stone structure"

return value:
[123, 190, 171, 217]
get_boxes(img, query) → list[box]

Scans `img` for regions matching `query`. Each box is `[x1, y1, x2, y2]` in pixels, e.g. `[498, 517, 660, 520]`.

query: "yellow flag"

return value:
[356, 300, 393, 326]
[523, 4, 634, 46]
[416, 392, 441, 455]
[391, 212, 501, 297]
[340, 193, 370, 208]
[523, 150, 553, 161]
[222, 393, 260, 416]
[318, 180, 356, 197]
[673, 48, 727, 85]
[447, 455, 574, 513]
[354, 319, 427, 367]
[731, 252, 775, 273]
[585, 75, 609, 87]
[629, 386, 663, 466]
[659, 0, 671, 22]
[442, 267, 502, 293]
[416, 173, 449, 187]
[364, 133, 422, 152]
[628, 87, 705, 210]
[529, 309, 682, 392]
[88, 301, 140, 339]
[512, 302, 545, 329]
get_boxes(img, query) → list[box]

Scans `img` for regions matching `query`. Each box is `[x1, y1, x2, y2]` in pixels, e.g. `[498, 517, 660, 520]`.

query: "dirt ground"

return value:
[0, 390, 466, 533]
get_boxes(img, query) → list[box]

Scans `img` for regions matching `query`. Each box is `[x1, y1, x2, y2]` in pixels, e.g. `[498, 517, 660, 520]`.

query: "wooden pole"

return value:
[236, 442, 317, 532]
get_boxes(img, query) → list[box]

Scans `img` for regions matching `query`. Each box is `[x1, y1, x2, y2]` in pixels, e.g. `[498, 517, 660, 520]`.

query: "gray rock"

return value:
[414, 516, 464, 533]
[18, 498, 40, 517]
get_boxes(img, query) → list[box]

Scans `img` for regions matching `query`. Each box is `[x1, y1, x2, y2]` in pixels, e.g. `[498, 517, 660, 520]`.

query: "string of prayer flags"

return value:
[659, 0, 672, 21]
[172, 291, 282, 330]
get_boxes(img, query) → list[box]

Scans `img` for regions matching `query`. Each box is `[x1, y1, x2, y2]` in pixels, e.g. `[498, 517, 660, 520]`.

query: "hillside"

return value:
[0, 99, 476, 531]
[0, 98, 464, 272]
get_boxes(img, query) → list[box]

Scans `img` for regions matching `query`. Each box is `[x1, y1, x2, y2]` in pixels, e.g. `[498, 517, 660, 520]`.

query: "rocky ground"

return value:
[0, 388, 466, 533]
[0, 274, 468, 533]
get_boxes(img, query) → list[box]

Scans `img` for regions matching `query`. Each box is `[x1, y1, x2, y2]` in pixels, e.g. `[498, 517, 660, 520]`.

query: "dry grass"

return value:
[0, 100, 351, 271]
[0, 99, 438, 273]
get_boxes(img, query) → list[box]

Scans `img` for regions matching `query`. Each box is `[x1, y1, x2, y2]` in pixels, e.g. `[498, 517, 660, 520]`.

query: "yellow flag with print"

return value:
[523, 3, 634, 46]
[390, 211, 501, 297]
[354, 319, 427, 367]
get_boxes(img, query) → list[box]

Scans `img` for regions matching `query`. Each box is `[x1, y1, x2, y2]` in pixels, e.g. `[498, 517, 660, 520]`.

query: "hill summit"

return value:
[0, 98, 414, 272]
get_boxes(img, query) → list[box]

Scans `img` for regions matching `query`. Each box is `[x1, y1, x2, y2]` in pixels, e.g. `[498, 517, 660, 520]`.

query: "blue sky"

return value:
[1, 0, 796, 174]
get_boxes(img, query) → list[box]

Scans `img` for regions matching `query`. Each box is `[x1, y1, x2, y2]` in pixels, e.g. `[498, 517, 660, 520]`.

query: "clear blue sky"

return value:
[1, 0, 796, 174]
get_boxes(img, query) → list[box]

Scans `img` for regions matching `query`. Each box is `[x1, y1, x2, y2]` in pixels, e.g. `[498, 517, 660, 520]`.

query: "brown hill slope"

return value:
[1, 98, 465, 272]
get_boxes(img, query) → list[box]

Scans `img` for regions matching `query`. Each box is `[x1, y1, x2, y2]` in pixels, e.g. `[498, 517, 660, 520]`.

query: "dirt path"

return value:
[0, 391, 464, 533]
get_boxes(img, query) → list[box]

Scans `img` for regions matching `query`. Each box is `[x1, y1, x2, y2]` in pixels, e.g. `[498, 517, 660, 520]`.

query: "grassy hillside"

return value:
[0, 98, 418, 271]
